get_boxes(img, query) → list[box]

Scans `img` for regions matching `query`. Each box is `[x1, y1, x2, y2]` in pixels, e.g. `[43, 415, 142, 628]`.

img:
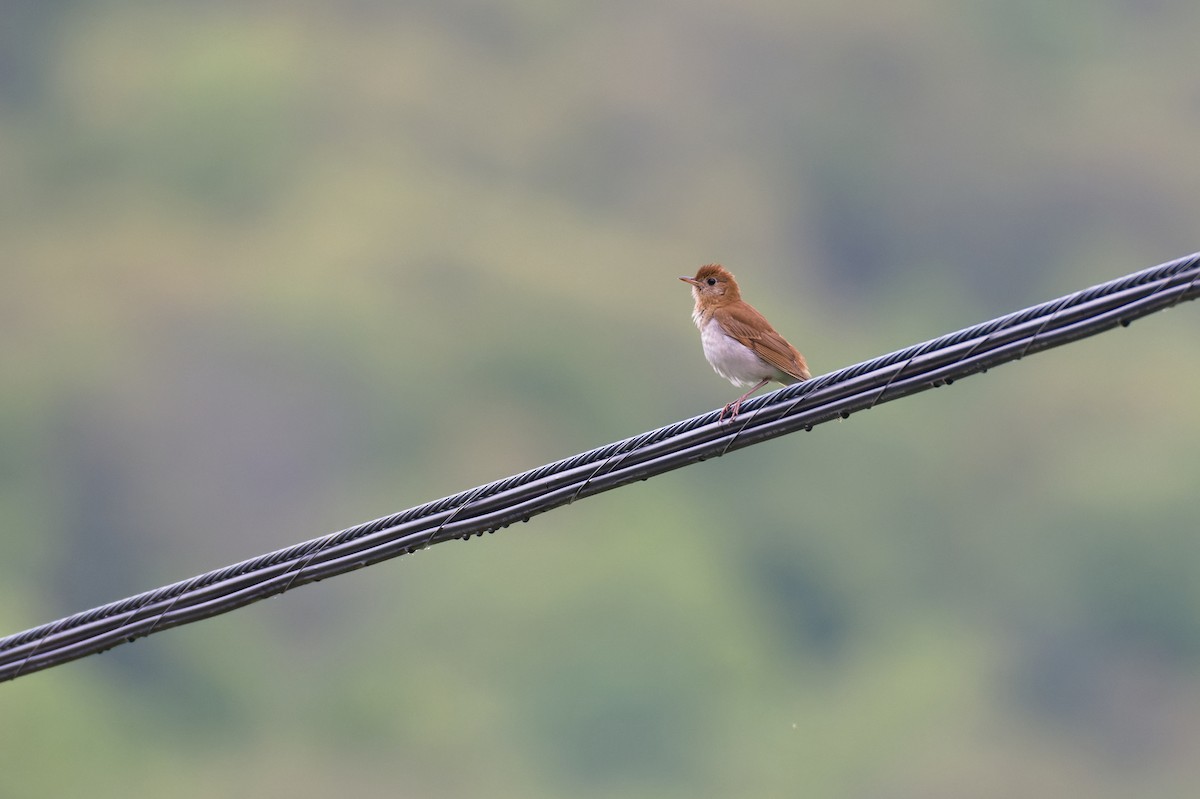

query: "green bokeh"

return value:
[2, 2, 1199, 797]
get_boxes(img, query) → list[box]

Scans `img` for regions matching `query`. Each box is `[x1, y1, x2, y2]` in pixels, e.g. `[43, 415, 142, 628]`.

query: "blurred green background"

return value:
[2, 1, 1199, 796]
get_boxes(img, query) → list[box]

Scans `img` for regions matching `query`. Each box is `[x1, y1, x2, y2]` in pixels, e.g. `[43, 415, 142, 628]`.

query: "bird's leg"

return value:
[720, 379, 771, 422]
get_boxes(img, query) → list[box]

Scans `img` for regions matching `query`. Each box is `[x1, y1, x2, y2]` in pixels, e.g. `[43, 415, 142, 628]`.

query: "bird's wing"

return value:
[718, 303, 811, 381]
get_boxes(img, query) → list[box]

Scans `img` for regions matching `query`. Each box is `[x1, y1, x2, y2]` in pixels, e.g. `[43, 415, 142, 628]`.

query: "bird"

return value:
[679, 264, 811, 421]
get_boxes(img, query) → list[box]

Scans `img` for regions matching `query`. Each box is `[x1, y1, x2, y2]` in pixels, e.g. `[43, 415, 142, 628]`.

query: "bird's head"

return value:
[679, 264, 741, 306]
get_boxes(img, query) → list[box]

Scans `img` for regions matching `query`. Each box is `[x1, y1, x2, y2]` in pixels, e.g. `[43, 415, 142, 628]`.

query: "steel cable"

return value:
[2, 251, 1198, 682]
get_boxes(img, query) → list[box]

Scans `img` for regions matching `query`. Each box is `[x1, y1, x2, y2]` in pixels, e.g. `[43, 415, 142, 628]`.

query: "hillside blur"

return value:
[2, 2, 1199, 797]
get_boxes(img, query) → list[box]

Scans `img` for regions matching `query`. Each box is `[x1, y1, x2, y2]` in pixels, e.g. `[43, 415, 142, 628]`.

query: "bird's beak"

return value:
[679, 276, 701, 286]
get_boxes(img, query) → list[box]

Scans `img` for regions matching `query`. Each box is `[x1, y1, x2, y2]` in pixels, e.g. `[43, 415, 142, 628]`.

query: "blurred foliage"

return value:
[2, 1, 1199, 797]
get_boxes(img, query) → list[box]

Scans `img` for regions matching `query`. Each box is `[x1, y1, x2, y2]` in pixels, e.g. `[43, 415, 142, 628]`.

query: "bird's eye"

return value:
[706, 277, 717, 286]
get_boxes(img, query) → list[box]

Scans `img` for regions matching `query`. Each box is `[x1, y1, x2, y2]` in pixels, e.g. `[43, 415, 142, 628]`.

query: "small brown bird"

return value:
[680, 264, 811, 421]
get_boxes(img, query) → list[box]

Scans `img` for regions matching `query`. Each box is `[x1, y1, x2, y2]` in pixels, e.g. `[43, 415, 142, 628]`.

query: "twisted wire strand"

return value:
[2, 252, 1197, 682]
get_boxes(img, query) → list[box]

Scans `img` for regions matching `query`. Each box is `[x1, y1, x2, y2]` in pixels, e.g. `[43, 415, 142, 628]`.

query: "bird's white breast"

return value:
[696, 316, 780, 387]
